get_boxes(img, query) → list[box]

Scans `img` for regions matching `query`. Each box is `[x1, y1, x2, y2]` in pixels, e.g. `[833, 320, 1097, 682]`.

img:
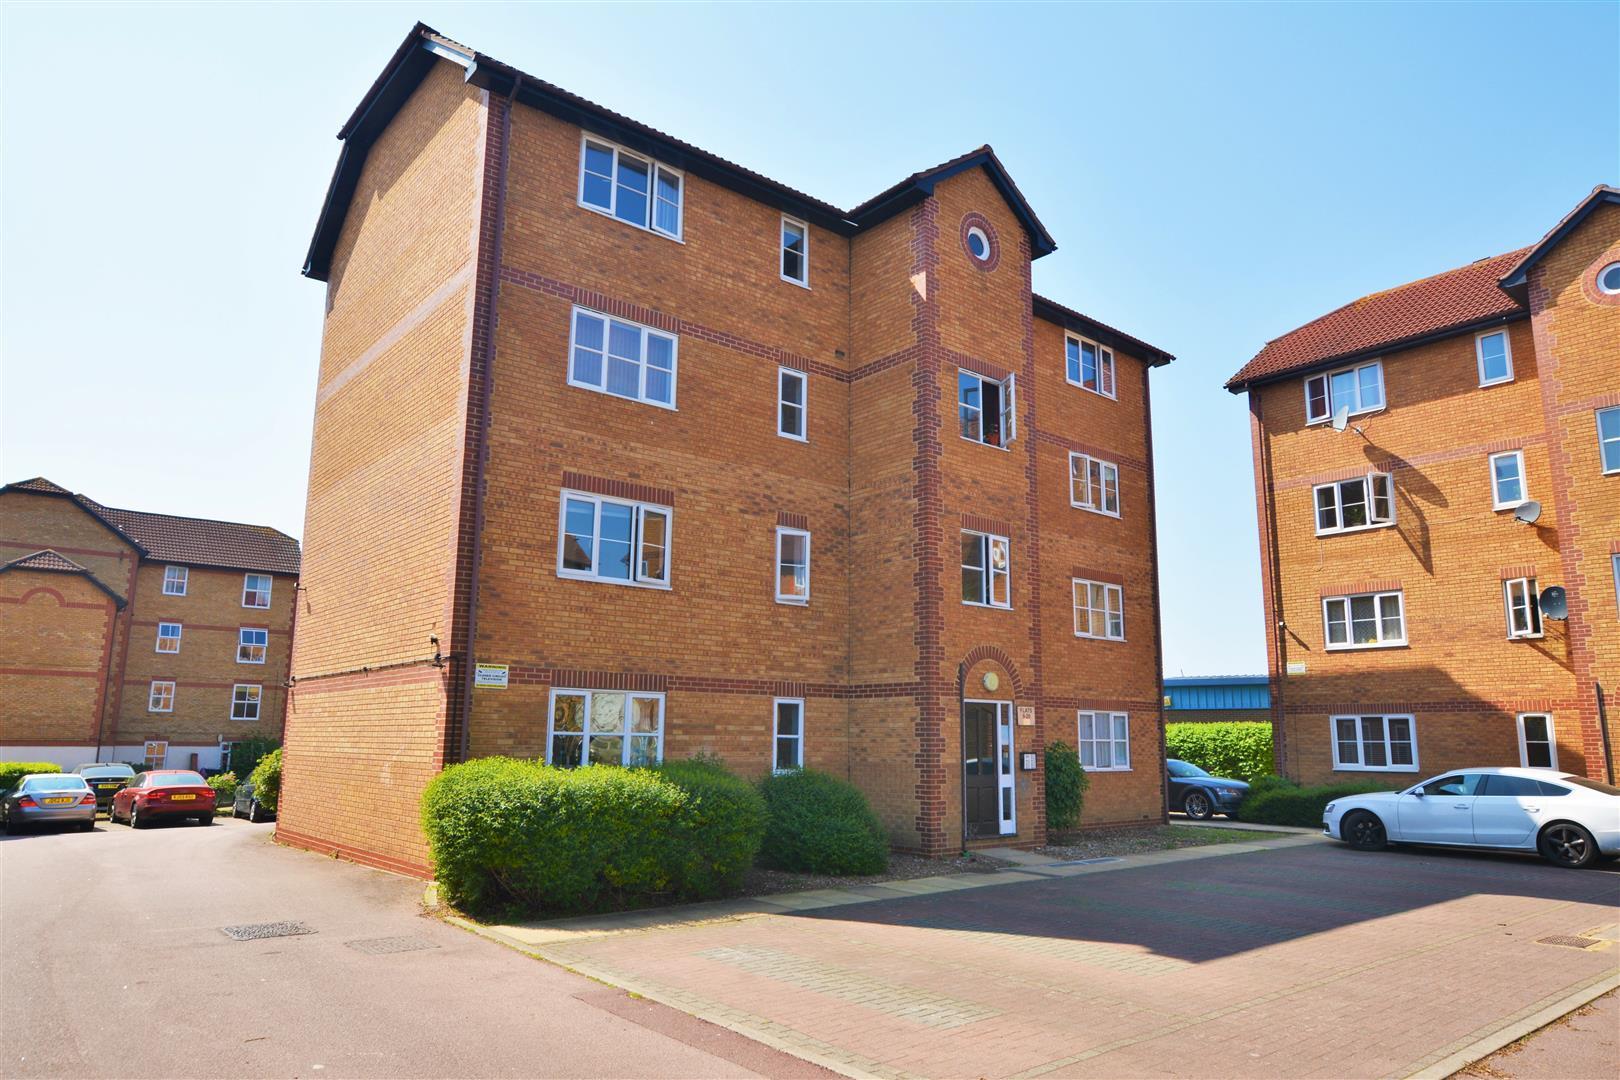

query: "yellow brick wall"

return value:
[0, 568, 116, 745]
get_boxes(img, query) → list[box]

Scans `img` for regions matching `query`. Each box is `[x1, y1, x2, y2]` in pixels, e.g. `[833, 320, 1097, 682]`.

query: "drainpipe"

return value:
[456, 74, 520, 765]
[1254, 394, 1289, 777]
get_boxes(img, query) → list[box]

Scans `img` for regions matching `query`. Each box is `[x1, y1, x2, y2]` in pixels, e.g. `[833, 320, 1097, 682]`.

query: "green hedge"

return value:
[650, 758, 767, 897]
[1165, 722, 1274, 782]
[228, 737, 280, 786]
[1236, 775, 1400, 827]
[0, 762, 61, 791]
[208, 771, 239, 806]
[1044, 741, 1089, 831]
[248, 749, 282, 812]
[758, 769, 887, 875]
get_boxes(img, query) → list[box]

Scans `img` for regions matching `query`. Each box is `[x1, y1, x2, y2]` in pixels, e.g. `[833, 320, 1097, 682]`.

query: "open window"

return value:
[957, 370, 1016, 448]
[1305, 361, 1383, 424]
[1504, 577, 1543, 639]
[1314, 473, 1395, 534]
[558, 490, 671, 588]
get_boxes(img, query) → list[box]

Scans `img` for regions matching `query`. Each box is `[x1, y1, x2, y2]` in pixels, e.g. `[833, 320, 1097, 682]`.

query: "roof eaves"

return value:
[0, 480, 150, 557]
[1497, 185, 1620, 299]
[1031, 293, 1174, 366]
[847, 146, 1058, 259]
[0, 549, 127, 608]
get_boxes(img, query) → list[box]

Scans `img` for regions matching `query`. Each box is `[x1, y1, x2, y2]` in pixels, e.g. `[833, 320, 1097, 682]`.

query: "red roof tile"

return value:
[8, 477, 72, 495]
[1227, 248, 1530, 390]
[2, 548, 89, 573]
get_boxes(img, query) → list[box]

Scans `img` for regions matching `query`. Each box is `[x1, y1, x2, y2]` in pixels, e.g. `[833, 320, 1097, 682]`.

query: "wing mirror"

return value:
[1410, 789, 1424, 797]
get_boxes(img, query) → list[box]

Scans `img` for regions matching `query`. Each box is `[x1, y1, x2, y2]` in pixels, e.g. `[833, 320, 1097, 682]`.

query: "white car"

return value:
[1323, 767, 1620, 868]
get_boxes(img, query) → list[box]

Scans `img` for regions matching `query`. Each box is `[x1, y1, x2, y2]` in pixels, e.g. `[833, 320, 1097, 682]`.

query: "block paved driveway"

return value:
[531, 842, 1620, 1079]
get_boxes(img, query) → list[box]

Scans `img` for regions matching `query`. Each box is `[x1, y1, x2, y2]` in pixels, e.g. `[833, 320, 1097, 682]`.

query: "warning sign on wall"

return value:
[474, 664, 509, 689]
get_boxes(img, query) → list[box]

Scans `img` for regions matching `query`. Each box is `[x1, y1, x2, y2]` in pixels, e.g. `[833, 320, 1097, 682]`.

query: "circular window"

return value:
[1599, 262, 1620, 295]
[966, 227, 990, 262]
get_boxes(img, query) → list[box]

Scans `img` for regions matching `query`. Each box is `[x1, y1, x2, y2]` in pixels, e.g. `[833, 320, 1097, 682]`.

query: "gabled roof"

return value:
[303, 23, 1059, 281]
[8, 477, 72, 495]
[0, 548, 127, 608]
[1225, 248, 1528, 392]
[1498, 185, 1620, 301]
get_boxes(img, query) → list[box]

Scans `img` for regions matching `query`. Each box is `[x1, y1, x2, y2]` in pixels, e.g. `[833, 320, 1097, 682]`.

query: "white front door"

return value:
[963, 700, 1015, 838]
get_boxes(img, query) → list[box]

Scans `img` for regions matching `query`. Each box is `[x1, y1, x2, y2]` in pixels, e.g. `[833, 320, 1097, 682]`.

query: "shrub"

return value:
[1238, 778, 1399, 827]
[1165, 722, 1274, 782]
[650, 758, 767, 898]
[1044, 741, 1089, 831]
[228, 737, 280, 785]
[0, 762, 61, 791]
[248, 749, 282, 812]
[208, 771, 239, 805]
[1243, 773, 1298, 799]
[758, 769, 887, 875]
[422, 758, 692, 917]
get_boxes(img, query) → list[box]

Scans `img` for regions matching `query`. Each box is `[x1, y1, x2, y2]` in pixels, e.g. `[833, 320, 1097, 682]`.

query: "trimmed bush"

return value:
[1044, 741, 1089, 831]
[758, 769, 887, 875]
[208, 771, 239, 806]
[227, 737, 279, 786]
[0, 762, 61, 791]
[1165, 722, 1274, 782]
[1237, 778, 1399, 827]
[650, 758, 767, 898]
[1243, 773, 1298, 799]
[248, 749, 282, 813]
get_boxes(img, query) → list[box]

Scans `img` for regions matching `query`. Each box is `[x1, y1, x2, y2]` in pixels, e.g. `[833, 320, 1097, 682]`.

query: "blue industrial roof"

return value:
[1163, 675, 1270, 711]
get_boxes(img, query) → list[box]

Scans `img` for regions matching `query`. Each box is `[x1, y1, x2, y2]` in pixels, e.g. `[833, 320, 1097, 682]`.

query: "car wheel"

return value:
[129, 803, 142, 830]
[196, 813, 212, 826]
[79, 820, 95, 831]
[1343, 810, 1387, 851]
[1183, 791, 1214, 820]
[1538, 823, 1598, 869]
[248, 803, 262, 823]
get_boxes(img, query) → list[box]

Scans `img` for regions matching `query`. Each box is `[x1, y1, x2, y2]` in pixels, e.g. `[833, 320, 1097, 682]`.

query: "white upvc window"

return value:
[558, 490, 671, 588]
[1073, 578, 1125, 640]
[1064, 334, 1116, 398]
[1331, 714, 1418, 772]
[230, 684, 262, 722]
[155, 622, 182, 654]
[1068, 453, 1120, 517]
[1503, 577, 1543, 639]
[1077, 711, 1130, 771]
[775, 527, 810, 604]
[162, 565, 188, 596]
[1517, 713, 1558, 769]
[547, 688, 665, 767]
[1475, 329, 1514, 386]
[780, 215, 809, 286]
[1314, 473, 1395, 535]
[242, 574, 272, 609]
[1323, 591, 1405, 649]
[957, 369, 1017, 448]
[569, 306, 678, 409]
[577, 134, 682, 239]
[1305, 360, 1384, 424]
[777, 367, 807, 441]
[1489, 450, 1527, 509]
[238, 627, 269, 664]
[773, 698, 804, 772]
[148, 680, 175, 713]
[961, 531, 1011, 609]
[1598, 407, 1620, 474]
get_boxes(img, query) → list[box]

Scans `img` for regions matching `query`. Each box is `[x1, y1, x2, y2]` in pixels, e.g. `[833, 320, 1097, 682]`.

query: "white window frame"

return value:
[1323, 591, 1406, 650]
[780, 215, 809, 287]
[1489, 450, 1528, 510]
[230, 684, 263, 722]
[1613, 554, 1620, 618]
[1064, 333, 1116, 398]
[576, 133, 683, 240]
[961, 530, 1011, 609]
[242, 573, 272, 609]
[775, 527, 810, 605]
[1072, 578, 1125, 640]
[1598, 406, 1620, 475]
[1077, 711, 1130, 772]
[957, 369, 1017, 449]
[1313, 473, 1396, 535]
[1516, 713, 1558, 770]
[1503, 577, 1543, 640]
[161, 565, 188, 596]
[237, 627, 269, 664]
[557, 490, 672, 589]
[1068, 452, 1121, 517]
[154, 622, 182, 654]
[568, 306, 679, 410]
[148, 680, 175, 714]
[1475, 329, 1514, 387]
[1330, 714, 1419, 772]
[1304, 360, 1385, 424]
[773, 698, 805, 773]
[777, 367, 807, 441]
[545, 688, 666, 767]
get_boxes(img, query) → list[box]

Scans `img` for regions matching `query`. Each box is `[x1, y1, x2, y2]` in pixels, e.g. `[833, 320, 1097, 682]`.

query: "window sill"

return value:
[1074, 633, 1127, 642]
[1478, 376, 1515, 389]
[775, 597, 809, 606]
[779, 274, 811, 290]
[567, 379, 679, 412]
[1506, 632, 1545, 641]
[777, 431, 808, 443]
[557, 571, 673, 591]
[1331, 765, 1419, 773]
[964, 600, 1013, 611]
[1493, 501, 1529, 513]
[1307, 405, 1385, 428]
[1064, 377, 1118, 400]
[576, 199, 684, 244]
[1324, 641, 1408, 651]
[1083, 766, 1132, 773]
[959, 435, 1014, 453]
[1315, 521, 1397, 538]
[1072, 503, 1122, 519]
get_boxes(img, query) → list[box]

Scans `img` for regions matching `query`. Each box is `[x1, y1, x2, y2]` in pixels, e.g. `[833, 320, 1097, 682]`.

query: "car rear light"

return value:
[146, 791, 165, 800]
[80, 792, 97, 805]
[18, 796, 37, 808]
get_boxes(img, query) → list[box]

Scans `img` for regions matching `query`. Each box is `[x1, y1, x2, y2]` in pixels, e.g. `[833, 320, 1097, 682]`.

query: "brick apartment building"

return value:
[0, 478, 300, 771]
[280, 23, 1174, 876]
[1229, 186, 1619, 786]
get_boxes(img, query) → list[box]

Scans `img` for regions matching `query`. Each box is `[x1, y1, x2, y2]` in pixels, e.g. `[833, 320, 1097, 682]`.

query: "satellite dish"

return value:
[1538, 586, 1568, 621]
[1331, 406, 1349, 432]
[1514, 500, 1542, 525]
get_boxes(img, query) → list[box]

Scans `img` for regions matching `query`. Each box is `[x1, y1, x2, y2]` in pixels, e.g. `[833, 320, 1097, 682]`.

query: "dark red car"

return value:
[110, 771, 216, 828]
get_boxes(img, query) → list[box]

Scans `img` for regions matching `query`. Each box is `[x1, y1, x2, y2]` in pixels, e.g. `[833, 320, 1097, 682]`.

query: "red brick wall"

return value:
[0, 568, 117, 746]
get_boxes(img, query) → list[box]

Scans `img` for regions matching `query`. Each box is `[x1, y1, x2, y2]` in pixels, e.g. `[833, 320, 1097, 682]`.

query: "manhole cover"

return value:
[344, 936, 438, 955]
[221, 921, 316, 941]
[1536, 935, 1600, 949]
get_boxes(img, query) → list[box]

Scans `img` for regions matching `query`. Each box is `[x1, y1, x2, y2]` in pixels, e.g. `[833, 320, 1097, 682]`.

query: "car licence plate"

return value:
[42, 797, 75, 805]
[171, 794, 197, 801]
[97, 784, 119, 790]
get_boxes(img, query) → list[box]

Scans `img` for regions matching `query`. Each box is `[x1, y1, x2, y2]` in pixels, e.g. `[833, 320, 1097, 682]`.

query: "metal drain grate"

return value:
[221, 921, 316, 941]
[1049, 856, 1124, 867]
[344, 936, 438, 955]
[1536, 935, 1600, 949]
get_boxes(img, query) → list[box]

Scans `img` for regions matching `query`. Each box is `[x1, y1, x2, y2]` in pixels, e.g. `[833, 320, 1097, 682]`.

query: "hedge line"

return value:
[1165, 722, 1274, 782]
[1236, 775, 1400, 827]
[0, 762, 62, 791]
[758, 769, 886, 875]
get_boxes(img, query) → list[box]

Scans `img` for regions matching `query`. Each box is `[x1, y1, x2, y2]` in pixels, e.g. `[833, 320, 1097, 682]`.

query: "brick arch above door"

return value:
[956, 645, 1026, 700]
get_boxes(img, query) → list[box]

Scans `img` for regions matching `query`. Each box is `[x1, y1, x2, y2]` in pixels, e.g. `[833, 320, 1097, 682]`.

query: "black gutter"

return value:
[1031, 294, 1175, 366]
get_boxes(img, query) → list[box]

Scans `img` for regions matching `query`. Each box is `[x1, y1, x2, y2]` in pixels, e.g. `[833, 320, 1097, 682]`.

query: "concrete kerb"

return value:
[1402, 969, 1620, 1079]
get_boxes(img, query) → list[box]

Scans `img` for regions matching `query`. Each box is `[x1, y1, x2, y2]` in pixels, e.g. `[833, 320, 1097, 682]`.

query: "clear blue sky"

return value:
[3, 2, 1615, 677]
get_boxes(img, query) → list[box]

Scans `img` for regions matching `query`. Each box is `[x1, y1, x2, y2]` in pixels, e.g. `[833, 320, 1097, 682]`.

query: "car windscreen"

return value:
[21, 776, 90, 792]
[1168, 761, 1208, 778]
[148, 771, 207, 787]
[1562, 776, 1620, 796]
[78, 766, 135, 779]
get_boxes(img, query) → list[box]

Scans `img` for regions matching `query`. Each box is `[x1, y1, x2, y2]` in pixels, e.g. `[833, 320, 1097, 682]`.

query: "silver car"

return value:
[1, 774, 98, 833]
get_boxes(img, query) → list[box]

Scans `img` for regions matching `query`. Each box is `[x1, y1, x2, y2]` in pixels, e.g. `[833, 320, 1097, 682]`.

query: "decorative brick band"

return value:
[956, 645, 1027, 696]
[1275, 435, 1546, 492]
[132, 620, 288, 636]
[547, 669, 669, 693]
[560, 471, 676, 507]
[1557, 389, 1620, 414]
[0, 589, 111, 612]
[1070, 566, 1125, 587]
[0, 539, 129, 561]
[951, 352, 1013, 383]
[274, 826, 433, 880]
[1279, 698, 1578, 715]
[960, 512, 1012, 536]
[1035, 431, 1149, 473]
[1319, 579, 1402, 598]
[1500, 564, 1538, 581]
[501, 663, 919, 700]
[1042, 696, 1162, 714]
[848, 344, 921, 383]
[776, 511, 808, 531]
[0, 666, 101, 679]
